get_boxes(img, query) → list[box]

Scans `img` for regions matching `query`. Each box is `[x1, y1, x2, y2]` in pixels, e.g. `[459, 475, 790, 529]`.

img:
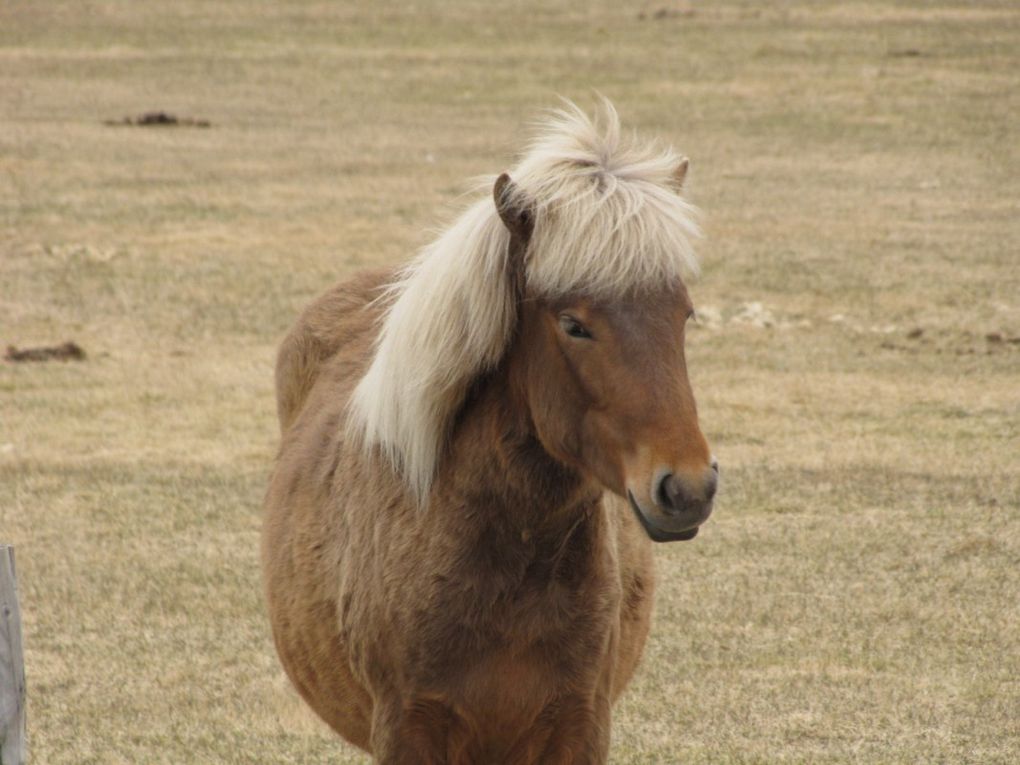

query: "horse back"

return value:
[274, 268, 394, 433]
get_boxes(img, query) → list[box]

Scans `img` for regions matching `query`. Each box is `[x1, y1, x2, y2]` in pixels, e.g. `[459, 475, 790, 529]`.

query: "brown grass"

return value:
[2, 1, 1018, 762]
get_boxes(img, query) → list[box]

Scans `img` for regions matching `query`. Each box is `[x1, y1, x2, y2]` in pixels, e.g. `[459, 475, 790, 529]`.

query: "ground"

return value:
[1, 1, 1018, 763]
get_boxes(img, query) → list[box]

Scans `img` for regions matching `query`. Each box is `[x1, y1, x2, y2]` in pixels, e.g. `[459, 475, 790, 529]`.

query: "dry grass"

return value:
[2, 1, 1018, 762]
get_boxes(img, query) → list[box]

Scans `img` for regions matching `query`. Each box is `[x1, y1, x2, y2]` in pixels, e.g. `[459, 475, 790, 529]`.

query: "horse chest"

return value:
[400, 527, 620, 697]
[396, 574, 618, 756]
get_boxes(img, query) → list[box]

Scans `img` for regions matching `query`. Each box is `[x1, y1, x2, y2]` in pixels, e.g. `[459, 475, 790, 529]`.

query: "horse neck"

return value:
[436, 351, 601, 547]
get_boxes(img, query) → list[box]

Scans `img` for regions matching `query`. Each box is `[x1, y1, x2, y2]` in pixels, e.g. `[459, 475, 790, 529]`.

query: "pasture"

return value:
[1, 1, 1018, 762]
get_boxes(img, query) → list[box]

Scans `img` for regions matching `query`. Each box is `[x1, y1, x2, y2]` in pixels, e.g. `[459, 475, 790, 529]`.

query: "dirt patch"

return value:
[880, 328, 1020, 355]
[638, 5, 695, 21]
[5, 342, 86, 362]
[103, 111, 211, 128]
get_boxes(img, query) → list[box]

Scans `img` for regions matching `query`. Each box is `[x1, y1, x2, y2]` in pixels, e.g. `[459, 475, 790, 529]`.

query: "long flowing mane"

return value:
[347, 100, 702, 500]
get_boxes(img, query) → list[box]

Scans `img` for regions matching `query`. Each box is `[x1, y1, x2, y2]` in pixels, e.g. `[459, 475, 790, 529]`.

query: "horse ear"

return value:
[493, 173, 533, 242]
[493, 173, 532, 300]
[672, 157, 690, 190]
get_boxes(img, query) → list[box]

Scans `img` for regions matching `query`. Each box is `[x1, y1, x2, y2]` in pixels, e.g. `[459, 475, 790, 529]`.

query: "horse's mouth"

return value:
[627, 491, 705, 543]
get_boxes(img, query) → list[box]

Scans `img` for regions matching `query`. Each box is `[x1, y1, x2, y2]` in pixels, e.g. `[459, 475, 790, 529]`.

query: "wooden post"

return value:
[0, 545, 26, 765]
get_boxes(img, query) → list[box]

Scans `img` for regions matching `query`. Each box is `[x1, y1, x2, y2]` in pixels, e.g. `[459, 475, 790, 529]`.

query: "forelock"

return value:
[507, 99, 700, 298]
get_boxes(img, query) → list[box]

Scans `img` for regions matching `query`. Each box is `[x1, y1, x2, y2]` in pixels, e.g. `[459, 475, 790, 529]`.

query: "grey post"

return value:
[0, 545, 25, 765]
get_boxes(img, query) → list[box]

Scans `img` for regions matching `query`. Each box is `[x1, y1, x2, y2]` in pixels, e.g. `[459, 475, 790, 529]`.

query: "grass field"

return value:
[2, 1, 1018, 762]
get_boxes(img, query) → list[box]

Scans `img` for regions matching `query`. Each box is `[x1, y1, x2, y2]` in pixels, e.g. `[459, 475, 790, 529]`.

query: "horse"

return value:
[261, 101, 718, 764]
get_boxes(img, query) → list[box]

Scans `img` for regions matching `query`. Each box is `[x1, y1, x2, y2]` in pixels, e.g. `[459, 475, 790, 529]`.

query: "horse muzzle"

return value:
[627, 460, 718, 543]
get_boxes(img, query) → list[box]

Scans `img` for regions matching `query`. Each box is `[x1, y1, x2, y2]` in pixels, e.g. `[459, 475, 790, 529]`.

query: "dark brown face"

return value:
[518, 284, 718, 542]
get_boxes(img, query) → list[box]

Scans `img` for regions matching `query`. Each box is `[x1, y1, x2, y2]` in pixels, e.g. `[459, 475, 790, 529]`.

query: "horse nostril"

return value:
[656, 473, 677, 510]
[657, 470, 716, 511]
[704, 470, 718, 502]
[711, 457, 719, 474]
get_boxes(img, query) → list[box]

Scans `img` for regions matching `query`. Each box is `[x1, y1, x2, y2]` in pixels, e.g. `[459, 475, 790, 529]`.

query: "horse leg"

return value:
[370, 696, 455, 765]
[522, 694, 611, 765]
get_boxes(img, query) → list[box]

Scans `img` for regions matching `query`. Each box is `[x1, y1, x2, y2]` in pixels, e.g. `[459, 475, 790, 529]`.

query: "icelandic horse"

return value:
[262, 101, 718, 764]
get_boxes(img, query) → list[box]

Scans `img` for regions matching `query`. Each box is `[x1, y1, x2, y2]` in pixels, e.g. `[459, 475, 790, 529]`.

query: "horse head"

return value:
[494, 158, 717, 542]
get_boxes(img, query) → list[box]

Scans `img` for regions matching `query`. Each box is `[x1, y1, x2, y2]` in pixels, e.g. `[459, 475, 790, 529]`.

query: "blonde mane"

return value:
[347, 100, 702, 500]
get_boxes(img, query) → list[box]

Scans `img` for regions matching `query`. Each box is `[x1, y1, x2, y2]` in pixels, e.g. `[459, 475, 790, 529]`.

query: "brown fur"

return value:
[263, 187, 713, 764]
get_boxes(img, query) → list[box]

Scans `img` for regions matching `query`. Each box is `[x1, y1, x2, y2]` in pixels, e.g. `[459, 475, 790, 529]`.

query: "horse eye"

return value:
[559, 315, 593, 340]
